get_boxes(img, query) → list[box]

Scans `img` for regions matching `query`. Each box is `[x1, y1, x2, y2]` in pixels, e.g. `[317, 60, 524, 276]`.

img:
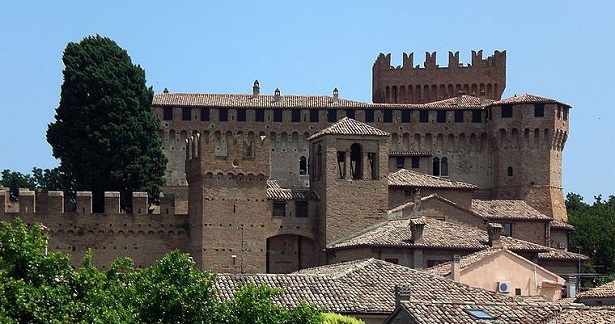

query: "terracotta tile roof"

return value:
[576, 279, 615, 299]
[472, 199, 552, 221]
[425, 248, 502, 276]
[307, 117, 390, 140]
[550, 219, 575, 231]
[328, 217, 547, 252]
[389, 151, 432, 157]
[266, 180, 318, 200]
[398, 300, 561, 324]
[215, 258, 521, 315]
[538, 248, 589, 261]
[491, 94, 571, 107]
[546, 306, 615, 323]
[418, 94, 494, 109]
[388, 169, 477, 189]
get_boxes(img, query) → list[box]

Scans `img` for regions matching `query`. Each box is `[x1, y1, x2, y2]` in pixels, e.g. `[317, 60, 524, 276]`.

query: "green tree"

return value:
[47, 35, 166, 212]
[1, 168, 64, 201]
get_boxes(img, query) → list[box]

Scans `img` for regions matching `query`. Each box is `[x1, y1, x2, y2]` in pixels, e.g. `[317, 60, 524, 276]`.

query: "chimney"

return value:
[252, 80, 260, 97]
[488, 223, 502, 248]
[566, 276, 577, 298]
[332, 88, 339, 101]
[456, 91, 464, 105]
[394, 284, 411, 308]
[274, 88, 281, 102]
[452, 255, 461, 281]
[410, 218, 426, 244]
[480, 90, 486, 105]
[163, 87, 169, 93]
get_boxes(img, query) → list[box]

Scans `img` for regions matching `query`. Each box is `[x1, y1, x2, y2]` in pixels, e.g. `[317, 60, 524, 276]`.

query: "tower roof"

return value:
[491, 94, 571, 107]
[307, 117, 390, 140]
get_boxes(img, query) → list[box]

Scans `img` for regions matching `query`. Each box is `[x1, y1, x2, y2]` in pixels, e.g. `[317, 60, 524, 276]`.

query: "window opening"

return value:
[396, 156, 405, 168]
[472, 110, 482, 123]
[310, 110, 319, 122]
[563, 107, 569, 120]
[455, 110, 464, 122]
[299, 156, 307, 175]
[255, 109, 265, 122]
[432, 157, 440, 176]
[346, 109, 355, 119]
[200, 107, 210, 121]
[507, 166, 513, 177]
[337, 151, 346, 178]
[401, 110, 411, 123]
[502, 223, 513, 236]
[441, 157, 449, 177]
[557, 105, 562, 119]
[365, 109, 374, 122]
[182, 107, 191, 121]
[411, 156, 420, 169]
[419, 111, 429, 123]
[368, 152, 378, 179]
[272, 201, 286, 217]
[274, 109, 283, 122]
[295, 201, 308, 218]
[219, 108, 229, 122]
[350, 143, 362, 179]
[291, 109, 301, 122]
[383, 110, 393, 123]
[237, 108, 247, 122]
[163, 107, 173, 120]
[436, 110, 446, 123]
[501, 105, 513, 118]
[327, 109, 337, 122]
[464, 309, 496, 320]
[534, 104, 544, 117]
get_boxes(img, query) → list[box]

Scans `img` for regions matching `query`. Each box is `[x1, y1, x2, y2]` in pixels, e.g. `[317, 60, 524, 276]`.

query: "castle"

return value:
[0, 50, 575, 275]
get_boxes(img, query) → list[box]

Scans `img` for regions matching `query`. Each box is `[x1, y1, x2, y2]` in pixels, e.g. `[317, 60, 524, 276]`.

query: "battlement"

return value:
[374, 50, 506, 70]
[186, 132, 270, 177]
[0, 189, 183, 217]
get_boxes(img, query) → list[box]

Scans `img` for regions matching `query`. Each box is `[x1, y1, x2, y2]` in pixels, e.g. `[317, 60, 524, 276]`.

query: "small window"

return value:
[350, 143, 362, 179]
[200, 107, 210, 121]
[299, 156, 307, 175]
[365, 109, 374, 122]
[432, 157, 440, 176]
[437, 110, 446, 123]
[219, 108, 229, 122]
[472, 110, 482, 123]
[563, 107, 569, 121]
[163, 107, 173, 121]
[396, 156, 405, 168]
[557, 105, 562, 119]
[310, 110, 319, 122]
[464, 309, 496, 320]
[346, 109, 355, 119]
[454, 110, 464, 122]
[383, 110, 393, 123]
[273, 109, 283, 122]
[255, 110, 265, 122]
[327, 109, 337, 122]
[419, 111, 429, 123]
[507, 166, 513, 177]
[501, 105, 513, 118]
[401, 110, 411, 123]
[337, 151, 346, 179]
[411, 157, 420, 169]
[441, 157, 449, 177]
[272, 201, 286, 217]
[368, 152, 378, 180]
[182, 107, 191, 121]
[295, 201, 308, 218]
[291, 109, 301, 122]
[515, 288, 522, 296]
[237, 108, 246, 122]
[534, 104, 544, 117]
[502, 223, 513, 236]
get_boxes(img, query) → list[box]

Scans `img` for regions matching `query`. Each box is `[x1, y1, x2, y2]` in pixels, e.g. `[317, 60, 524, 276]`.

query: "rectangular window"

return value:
[563, 107, 569, 121]
[411, 156, 420, 169]
[454, 110, 464, 122]
[534, 104, 544, 117]
[163, 107, 173, 121]
[365, 109, 374, 122]
[310, 110, 319, 122]
[255, 110, 265, 122]
[436, 110, 446, 123]
[419, 111, 429, 123]
[401, 110, 411, 123]
[272, 201, 286, 217]
[472, 110, 482, 123]
[346, 109, 355, 119]
[237, 108, 247, 122]
[200, 107, 210, 121]
[396, 156, 405, 168]
[557, 105, 562, 119]
[327, 109, 337, 122]
[182, 107, 191, 121]
[295, 201, 308, 218]
[219, 108, 229, 122]
[501, 105, 513, 118]
[502, 223, 513, 236]
[291, 109, 301, 122]
[273, 109, 283, 122]
[383, 110, 393, 123]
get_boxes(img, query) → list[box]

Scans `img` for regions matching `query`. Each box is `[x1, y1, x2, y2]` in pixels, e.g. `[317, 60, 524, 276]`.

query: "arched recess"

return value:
[266, 234, 317, 274]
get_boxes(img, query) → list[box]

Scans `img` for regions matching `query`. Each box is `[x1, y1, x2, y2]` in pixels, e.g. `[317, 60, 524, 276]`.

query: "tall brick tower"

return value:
[185, 132, 271, 272]
[487, 94, 570, 221]
[308, 117, 390, 256]
[372, 50, 506, 103]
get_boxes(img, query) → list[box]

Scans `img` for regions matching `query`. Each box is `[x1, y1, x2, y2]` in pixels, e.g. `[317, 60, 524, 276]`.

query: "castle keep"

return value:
[0, 50, 574, 275]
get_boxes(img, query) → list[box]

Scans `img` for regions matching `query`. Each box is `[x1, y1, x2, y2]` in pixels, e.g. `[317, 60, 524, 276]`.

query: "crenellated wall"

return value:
[0, 189, 190, 269]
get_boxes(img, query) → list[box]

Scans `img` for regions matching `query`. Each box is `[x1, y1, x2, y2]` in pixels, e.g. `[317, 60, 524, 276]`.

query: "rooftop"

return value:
[491, 93, 571, 107]
[307, 117, 390, 140]
[471, 199, 552, 221]
[388, 169, 477, 190]
[576, 279, 615, 299]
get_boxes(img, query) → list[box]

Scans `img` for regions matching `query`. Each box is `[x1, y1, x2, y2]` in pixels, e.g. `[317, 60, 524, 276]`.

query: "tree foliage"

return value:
[567, 193, 615, 273]
[1, 168, 63, 200]
[47, 35, 166, 212]
[0, 219, 323, 323]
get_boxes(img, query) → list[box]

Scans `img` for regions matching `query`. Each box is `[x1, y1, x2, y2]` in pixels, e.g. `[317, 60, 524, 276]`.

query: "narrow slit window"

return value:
[337, 151, 346, 179]
[299, 156, 307, 175]
[368, 152, 378, 180]
[350, 143, 362, 180]
[432, 157, 440, 176]
[441, 157, 449, 177]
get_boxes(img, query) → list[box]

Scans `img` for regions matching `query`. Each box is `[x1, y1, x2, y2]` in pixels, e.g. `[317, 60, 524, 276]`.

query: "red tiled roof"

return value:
[550, 219, 575, 231]
[576, 279, 615, 299]
[491, 94, 571, 107]
[388, 169, 477, 189]
[307, 117, 390, 140]
[546, 306, 615, 323]
[472, 199, 552, 221]
[266, 180, 318, 200]
[419, 94, 493, 109]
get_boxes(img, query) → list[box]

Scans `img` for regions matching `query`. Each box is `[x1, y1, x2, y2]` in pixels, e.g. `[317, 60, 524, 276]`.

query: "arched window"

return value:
[299, 156, 307, 175]
[441, 157, 449, 177]
[432, 157, 440, 176]
[350, 143, 362, 179]
[337, 151, 346, 179]
[507, 166, 513, 177]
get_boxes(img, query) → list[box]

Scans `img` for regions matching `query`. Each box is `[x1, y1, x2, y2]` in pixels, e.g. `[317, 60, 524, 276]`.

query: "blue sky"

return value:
[1, 1, 613, 201]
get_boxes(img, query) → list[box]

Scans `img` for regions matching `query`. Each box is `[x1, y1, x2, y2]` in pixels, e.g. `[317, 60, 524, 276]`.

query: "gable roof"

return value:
[576, 279, 615, 300]
[471, 199, 552, 221]
[307, 117, 390, 140]
[215, 258, 522, 315]
[388, 169, 477, 190]
[490, 94, 571, 107]
[266, 180, 318, 200]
